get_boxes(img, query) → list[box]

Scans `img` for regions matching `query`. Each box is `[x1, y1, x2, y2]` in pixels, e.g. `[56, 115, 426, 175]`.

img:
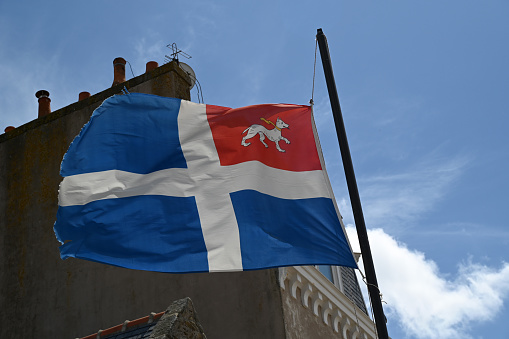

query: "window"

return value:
[313, 265, 368, 314]
[317, 265, 334, 282]
[315, 265, 343, 292]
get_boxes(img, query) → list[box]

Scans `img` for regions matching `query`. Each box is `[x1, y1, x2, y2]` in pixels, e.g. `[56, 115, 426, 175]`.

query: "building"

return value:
[0, 57, 377, 339]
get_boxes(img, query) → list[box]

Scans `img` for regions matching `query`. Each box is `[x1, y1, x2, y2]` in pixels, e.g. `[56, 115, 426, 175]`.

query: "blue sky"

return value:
[1, 1, 508, 338]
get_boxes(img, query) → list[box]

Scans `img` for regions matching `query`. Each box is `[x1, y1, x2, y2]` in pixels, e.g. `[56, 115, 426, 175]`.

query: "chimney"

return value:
[79, 91, 91, 101]
[146, 61, 158, 73]
[36, 90, 51, 118]
[112, 57, 126, 87]
[4, 126, 15, 133]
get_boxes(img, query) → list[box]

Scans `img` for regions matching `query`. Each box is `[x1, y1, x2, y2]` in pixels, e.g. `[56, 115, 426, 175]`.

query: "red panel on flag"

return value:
[207, 104, 322, 172]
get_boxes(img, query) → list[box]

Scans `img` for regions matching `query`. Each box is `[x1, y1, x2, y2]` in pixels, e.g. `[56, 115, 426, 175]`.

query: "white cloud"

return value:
[346, 226, 509, 339]
[336, 144, 509, 338]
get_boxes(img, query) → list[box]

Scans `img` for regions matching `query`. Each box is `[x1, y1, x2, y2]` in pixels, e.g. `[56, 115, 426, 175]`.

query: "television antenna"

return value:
[165, 43, 191, 63]
[164, 43, 203, 103]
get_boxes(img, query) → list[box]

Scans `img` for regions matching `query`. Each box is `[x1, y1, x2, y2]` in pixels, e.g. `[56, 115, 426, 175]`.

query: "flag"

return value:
[54, 93, 357, 273]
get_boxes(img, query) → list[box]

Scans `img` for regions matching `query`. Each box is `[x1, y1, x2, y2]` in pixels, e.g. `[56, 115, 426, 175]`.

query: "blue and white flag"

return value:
[54, 93, 357, 272]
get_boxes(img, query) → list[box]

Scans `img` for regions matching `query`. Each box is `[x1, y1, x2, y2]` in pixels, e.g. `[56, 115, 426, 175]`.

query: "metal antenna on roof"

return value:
[164, 43, 203, 103]
[164, 43, 192, 64]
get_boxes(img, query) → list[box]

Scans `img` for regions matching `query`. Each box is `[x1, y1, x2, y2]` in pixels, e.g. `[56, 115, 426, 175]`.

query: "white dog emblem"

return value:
[241, 117, 290, 152]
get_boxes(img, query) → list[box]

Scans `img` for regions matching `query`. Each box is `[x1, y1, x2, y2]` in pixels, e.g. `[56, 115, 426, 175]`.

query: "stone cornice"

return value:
[279, 266, 377, 339]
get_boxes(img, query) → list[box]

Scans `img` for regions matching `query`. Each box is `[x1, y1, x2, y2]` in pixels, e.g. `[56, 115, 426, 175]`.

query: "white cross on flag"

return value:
[55, 93, 357, 272]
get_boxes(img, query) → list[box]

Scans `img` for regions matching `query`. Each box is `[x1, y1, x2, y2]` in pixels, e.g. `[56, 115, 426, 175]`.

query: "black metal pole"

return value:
[316, 28, 389, 339]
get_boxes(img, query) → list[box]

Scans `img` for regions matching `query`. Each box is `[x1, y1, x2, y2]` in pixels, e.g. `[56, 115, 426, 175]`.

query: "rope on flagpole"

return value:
[357, 267, 386, 339]
[310, 37, 318, 106]
[350, 296, 365, 339]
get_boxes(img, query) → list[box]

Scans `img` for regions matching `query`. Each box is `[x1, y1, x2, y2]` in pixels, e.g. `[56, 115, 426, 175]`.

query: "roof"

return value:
[78, 297, 206, 339]
[79, 312, 164, 339]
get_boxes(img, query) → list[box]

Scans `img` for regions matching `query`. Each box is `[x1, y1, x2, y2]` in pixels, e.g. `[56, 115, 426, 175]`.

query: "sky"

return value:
[1, 1, 508, 338]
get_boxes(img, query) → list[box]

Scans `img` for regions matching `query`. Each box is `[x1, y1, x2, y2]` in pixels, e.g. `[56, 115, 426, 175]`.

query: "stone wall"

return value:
[0, 62, 287, 339]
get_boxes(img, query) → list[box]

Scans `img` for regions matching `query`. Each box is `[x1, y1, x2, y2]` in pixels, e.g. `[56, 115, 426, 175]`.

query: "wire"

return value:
[178, 63, 204, 103]
[194, 78, 204, 104]
[125, 60, 135, 78]
[357, 267, 384, 339]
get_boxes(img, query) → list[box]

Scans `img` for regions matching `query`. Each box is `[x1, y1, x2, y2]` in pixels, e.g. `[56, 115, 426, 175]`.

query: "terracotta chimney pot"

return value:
[146, 61, 158, 73]
[112, 57, 126, 87]
[4, 126, 15, 133]
[35, 90, 51, 118]
[79, 91, 91, 101]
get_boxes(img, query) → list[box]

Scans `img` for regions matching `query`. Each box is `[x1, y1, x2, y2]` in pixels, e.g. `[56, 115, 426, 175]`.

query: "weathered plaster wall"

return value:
[0, 62, 287, 339]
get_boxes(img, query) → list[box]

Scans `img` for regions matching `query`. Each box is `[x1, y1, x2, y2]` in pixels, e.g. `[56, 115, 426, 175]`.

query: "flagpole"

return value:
[316, 28, 389, 339]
